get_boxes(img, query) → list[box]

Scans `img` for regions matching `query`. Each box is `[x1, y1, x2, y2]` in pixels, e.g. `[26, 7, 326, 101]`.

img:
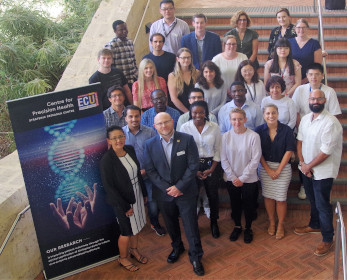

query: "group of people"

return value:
[90, 0, 343, 277]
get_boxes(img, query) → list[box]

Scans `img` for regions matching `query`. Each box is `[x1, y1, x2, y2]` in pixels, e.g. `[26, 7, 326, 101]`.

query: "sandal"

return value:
[129, 247, 148, 264]
[268, 223, 276, 236]
[276, 223, 285, 240]
[117, 257, 139, 272]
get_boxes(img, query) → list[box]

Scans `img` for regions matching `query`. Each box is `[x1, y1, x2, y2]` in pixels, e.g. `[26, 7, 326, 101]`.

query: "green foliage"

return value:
[0, 0, 101, 157]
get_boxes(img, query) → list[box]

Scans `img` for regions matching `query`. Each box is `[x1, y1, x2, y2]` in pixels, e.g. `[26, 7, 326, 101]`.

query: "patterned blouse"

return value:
[267, 24, 296, 60]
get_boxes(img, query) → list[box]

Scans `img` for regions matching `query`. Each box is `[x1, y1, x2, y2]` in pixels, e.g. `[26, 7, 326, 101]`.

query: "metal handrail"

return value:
[0, 205, 30, 255]
[334, 202, 347, 280]
[133, 0, 151, 44]
[316, 0, 328, 85]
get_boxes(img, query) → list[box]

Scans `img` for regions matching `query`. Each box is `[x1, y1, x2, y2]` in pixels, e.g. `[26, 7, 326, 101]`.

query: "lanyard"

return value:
[162, 20, 177, 37]
[245, 82, 256, 102]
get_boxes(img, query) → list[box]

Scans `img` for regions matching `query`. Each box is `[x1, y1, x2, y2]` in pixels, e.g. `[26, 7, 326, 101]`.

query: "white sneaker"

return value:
[204, 207, 211, 219]
[298, 185, 306, 200]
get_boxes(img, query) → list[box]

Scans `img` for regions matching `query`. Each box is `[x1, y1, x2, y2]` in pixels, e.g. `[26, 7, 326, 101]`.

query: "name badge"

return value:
[177, 151, 185, 156]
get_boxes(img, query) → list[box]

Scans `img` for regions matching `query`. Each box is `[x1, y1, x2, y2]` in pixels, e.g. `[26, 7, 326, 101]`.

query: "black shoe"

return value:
[211, 221, 220, 239]
[244, 228, 253, 244]
[229, 227, 242, 241]
[151, 224, 166, 236]
[167, 246, 185, 263]
[192, 260, 205, 276]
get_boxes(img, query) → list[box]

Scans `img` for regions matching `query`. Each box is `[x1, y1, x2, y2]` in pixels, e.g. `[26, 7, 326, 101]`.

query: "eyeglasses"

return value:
[109, 135, 125, 141]
[225, 43, 237, 46]
[155, 120, 171, 127]
[179, 56, 191, 60]
[161, 7, 174, 11]
[309, 97, 325, 102]
[152, 96, 166, 103]
[110, 94, 124, 98]
[238, 19, 247, 22]
[296, 26, 307, 30]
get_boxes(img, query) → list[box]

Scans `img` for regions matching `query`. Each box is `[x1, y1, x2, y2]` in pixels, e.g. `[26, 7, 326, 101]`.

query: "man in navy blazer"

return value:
[144, 112, 204, 276]
[181, 13, 222, 69]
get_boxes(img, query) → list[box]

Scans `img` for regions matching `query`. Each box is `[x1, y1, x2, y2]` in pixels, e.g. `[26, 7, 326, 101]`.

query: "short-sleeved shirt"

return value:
[141, 106, 180, 130]
[103, 106, 127, 128]
[224, 28, 259, 67]
[89, 68, 127, 110]
[195, 83, 227, 116]
[289, 38, 321, 79]
[105, 36, 138, 84]
[142, 51, 176, 82]
[255, 121, 296, 163]
[297, 109, 342, 179]
[132, 77, 167, 109]
[149, 18, 190, 55]
[292, 83, 341, 118]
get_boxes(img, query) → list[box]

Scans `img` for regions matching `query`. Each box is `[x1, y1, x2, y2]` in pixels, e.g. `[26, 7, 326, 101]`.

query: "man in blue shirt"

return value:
[123, 105, 166, 236]
[218, 81, 263, 134]
[141, 89, 180, 130]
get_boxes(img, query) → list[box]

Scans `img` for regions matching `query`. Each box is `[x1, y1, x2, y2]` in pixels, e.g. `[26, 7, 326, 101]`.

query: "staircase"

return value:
[177, 7, 347, 207]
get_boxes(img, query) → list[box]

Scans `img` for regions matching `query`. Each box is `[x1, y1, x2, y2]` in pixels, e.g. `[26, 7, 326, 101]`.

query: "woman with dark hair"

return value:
[289, 18, 323, 83]
[268, 8, 296, 60]
[168, 48, 199, 114]
[195, 60, 226, 116]
[100, 126, 148, 272]
[234, 60, 267, 106]
[224, 10, 259, 68]
[180, 101, 222, 239]
[261, 76, 297, 129]
[255, 105, 295, 240]
[212, 35, 247, 91]
[264, 38, 301, 97]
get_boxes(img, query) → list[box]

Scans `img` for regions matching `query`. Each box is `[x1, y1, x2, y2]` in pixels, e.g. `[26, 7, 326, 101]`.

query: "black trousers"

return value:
[226, 181, 259, 229]
[157, 197, 204, 263]
[197, 164, 220, 221]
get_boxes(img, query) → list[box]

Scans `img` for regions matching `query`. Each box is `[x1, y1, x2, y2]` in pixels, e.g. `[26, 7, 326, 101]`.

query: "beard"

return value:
[309, 103, 325, 113]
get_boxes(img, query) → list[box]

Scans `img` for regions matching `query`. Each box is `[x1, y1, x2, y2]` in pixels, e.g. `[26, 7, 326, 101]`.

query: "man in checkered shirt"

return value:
[105, 20, 138, 90]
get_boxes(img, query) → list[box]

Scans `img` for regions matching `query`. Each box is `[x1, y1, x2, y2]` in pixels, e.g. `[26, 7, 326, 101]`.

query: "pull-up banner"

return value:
[7, 84, 119, 280]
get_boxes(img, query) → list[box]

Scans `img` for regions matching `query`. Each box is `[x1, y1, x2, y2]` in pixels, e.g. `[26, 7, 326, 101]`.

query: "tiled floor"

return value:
[35, 206, 346, 279]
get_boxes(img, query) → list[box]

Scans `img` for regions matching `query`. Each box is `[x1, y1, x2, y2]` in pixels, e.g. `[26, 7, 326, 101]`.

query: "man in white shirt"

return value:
[149, 0, 190, 55]
[292, 63, 341, 200]
[294, 89, 342, 257]
[176, 88, 218, 131]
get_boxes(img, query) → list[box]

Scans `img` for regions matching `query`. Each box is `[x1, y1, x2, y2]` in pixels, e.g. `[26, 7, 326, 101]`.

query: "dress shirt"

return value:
[103, 106, 127, 128]
[176, 112, 217, 131]
[261, 96, 297, 129]
[218, 100, 264, 134]
[292, 83, 341, 118]
[105, 36, 137, 83]
[160, 134, 174, 167]
[180, 120, 221, 161]
[221, 128, 262, 183]
[255, 121, 296, 163]
[141, 106, 180, 130]
[149, 17, 190, 55]
[123, 124, 156, 169]
[195, 33, 205, 66]
[297, 109, 342, 180]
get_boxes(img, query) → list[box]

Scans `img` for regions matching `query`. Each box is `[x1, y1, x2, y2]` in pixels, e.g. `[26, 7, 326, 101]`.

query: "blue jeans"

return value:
[302, 175, 334, 242]
[144, 179, 160, 227]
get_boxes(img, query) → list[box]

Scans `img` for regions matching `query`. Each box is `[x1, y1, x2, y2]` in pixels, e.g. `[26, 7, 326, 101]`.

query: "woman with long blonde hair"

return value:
[132, 58, 167, 111]
[168, 48, 199, 113]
